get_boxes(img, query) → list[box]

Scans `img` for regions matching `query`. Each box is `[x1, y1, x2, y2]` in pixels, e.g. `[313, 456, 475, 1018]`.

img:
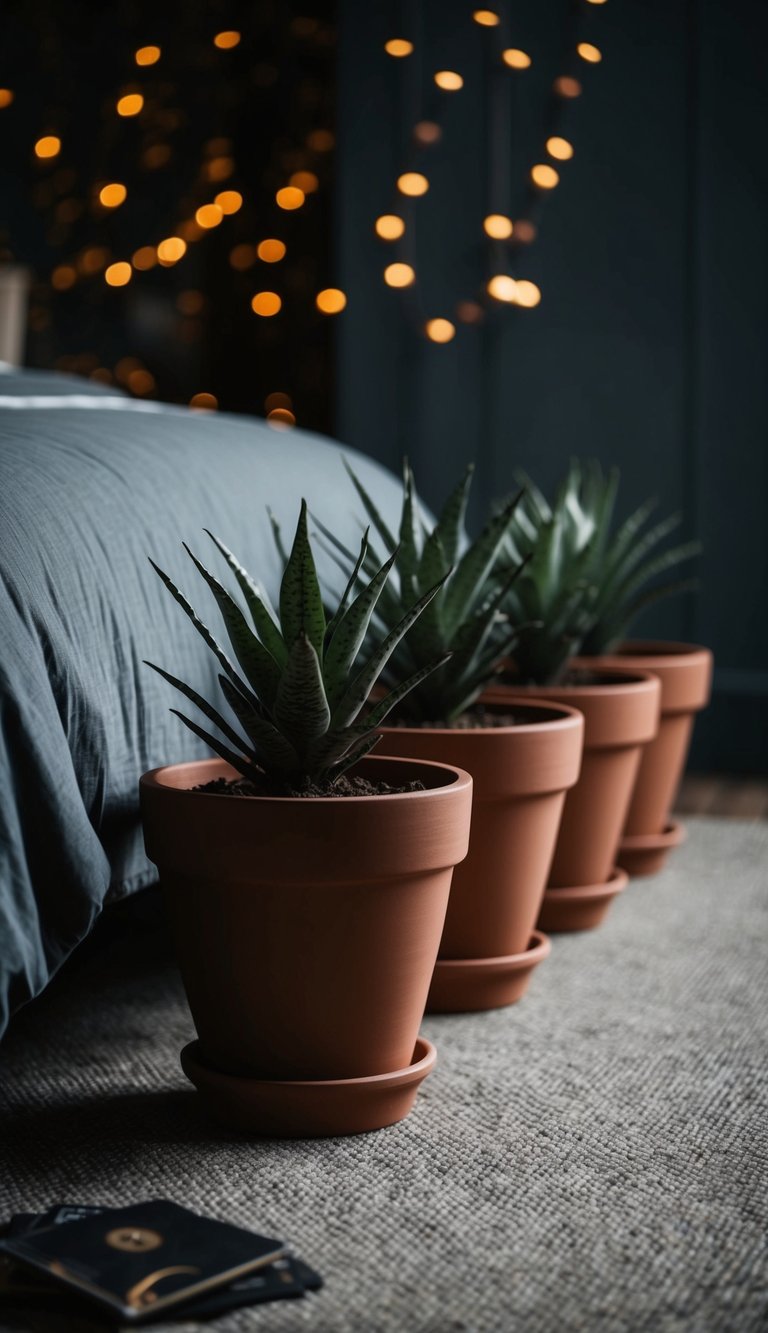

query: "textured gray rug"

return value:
[1, 815, 767, 1333]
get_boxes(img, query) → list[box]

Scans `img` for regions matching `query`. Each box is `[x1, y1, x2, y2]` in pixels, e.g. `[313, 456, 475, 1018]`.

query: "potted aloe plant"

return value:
[139, 502, 473, 1137]
[316, 461, 584, 1012]
[565, 462, 711, 875]
[483, 464, 661, 932]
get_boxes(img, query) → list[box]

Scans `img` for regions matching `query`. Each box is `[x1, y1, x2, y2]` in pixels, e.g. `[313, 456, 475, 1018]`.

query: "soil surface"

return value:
[391, 705, 532, 729]
[193, 774, 426, 799]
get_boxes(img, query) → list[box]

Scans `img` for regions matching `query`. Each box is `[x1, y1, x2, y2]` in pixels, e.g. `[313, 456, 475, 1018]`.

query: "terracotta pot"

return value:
[483, 663, 660, 931]
[140, 754, 472, 1133]
[377, 700, 584, 1009]
[600, 641, 713, 875]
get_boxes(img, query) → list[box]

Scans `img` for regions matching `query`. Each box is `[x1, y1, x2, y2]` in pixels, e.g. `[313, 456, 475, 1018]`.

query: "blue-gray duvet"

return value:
[0, 367, 404, 1036]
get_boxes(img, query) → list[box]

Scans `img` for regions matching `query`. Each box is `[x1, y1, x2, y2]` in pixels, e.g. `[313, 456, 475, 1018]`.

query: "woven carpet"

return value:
[1, 815, 767, 1333]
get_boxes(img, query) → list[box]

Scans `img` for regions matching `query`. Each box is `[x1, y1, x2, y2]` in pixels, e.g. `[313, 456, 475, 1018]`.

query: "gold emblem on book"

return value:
[105, 1227, 163, 1252]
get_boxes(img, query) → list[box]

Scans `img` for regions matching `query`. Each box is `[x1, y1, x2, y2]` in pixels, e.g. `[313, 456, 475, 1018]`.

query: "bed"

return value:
[0, 365, 404, 1036]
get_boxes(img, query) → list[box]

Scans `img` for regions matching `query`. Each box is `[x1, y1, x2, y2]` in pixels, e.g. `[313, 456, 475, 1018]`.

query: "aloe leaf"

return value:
[397, 462, 421, 603]
[441, 489, 523, 638]
[168, 709, 261, 780]
[183, 544, 282, 706]
[331, 573, 450, 728]
[279, 500, 327, 659]
[145, 661, 250, 754]
[323, 528, 370, 648]
[267, 507, 289, 566]
[323, 548, 399, 706]
[148, 558, 254, 695]
[273, 631, 331, 753]
[364, 653, 453, 726]
[325, 731, 382, 783]
[205, 531, 287, 666]
[434, 464, 473, 569]
[218, 675, 300, 773]
[342, 456, 398, 550]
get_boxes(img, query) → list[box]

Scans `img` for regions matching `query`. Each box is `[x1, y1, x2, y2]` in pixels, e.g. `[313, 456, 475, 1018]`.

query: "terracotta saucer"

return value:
[537, 867, 628, 933]
[426, 930, 551, 1013]
[617, 819, 686, 877]
[180, 1036, 436, 1138]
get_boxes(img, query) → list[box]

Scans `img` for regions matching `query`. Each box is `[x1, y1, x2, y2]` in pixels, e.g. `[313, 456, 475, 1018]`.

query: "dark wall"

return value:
[336, 0, 768, 772]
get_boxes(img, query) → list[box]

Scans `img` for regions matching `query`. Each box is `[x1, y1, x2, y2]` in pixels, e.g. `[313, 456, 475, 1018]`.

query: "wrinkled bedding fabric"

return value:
[0, 367, 403, 1035]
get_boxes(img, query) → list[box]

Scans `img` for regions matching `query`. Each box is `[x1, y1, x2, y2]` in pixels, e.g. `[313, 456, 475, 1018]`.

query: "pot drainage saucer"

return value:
[180, 1036, 436, 1138]
[617, 819, 686, 877]
[426, 930, 551, 1013]
[537, 867, 628, 933]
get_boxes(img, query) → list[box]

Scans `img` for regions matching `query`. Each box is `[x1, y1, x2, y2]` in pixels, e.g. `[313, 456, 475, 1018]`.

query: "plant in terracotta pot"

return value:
[139, 501, 473, 1136]
[564, 461, 710, 874]
[483, 465, 662, 932]
[317, 462, 584, 1012]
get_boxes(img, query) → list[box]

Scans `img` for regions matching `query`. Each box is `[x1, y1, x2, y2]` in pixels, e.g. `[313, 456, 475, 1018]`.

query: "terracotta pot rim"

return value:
[182, 1035, 436, 1091]
[488, 666, 659, 700]
[611, 640, 712, 667]
[379, 698, 583, 738]
[619, 820, 686, 853]
[432, 929, 551, 973]
[544, 867, 629, 901]
[141, 754, 473, 805]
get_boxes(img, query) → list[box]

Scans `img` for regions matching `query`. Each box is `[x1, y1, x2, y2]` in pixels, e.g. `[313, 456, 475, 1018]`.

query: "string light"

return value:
[577, 42, 602, 63]
[214, 190, 242, 214]
[213, 31, 241, 49]
[195, 203, 223, 228]
[397, 172, 429, 196]
[128, 369, 155, 394]
[487, 275, 518, 302]
[265, 392, 292, 412]
[546, 136, 574, 160]
[142, 144, 171, 169]
[98, 182, 127, 208]
[307, 129, 334, 151]
[156, 236, 187, 265]
[483, 214, 513, 239]
[276, 186, 305, 210]
[0, 89, 14, 109]
[34, 136, 61, 159]
[513, 280, 541, 308]
[531, 163, 559, 189]
[514, 220, 537, 243]
[375, 214, 405, 240]
[425, 319, 455, 343]
[502, 49, 531, 69]
[230, 244, 257, 269]
[204, 156, 234, 181]
[135, 45, 161, 66]
[473, 10, 500, 26]
[267, 408, 296, 428]
[178, 219, 203, 242]
[289, 170, 319, 193]
[51, 265, 77, 290]
[554, 76, 582, 97]
[78, 246, 109, 274]
[384, 263, 415, 288]
[413, 121, 441, 145]
[316, 288, 347, 314]
[177, 290, 205, 315]
[104, 262, 132, 287]
[434, 71, 463, 91]
[116, 93, 143, 117]
[251, 291, 282, 316]
[115, 357, 141, 383]
[190, 392, 218, 409]
[456, 301, 484, 324]
[257, 238, 287, 263]
[132, 246, 157, 270]
[385, 39, 413, 57]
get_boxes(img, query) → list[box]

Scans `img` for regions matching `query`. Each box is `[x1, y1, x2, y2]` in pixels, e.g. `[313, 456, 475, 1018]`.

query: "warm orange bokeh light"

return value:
[195, 203, 223, 229]
[397, 172, 429, 196]
[456, 301, 484, 324]
[116, 94, 144, 117]
[35, 135, 61, 159]
[502, 49, 531, 69]
[434, 70, 463, 91]
[514, 220, 537, 244]
[487, 275, 518, 302]
[0, 89, 14, 109]
[531, 163, 560, 189]
[99, 182, 127, 208]
[177, 290, 205, 315]
[554, 76, 582, 98]
[375, 214, 405, 241]
[265, 392, 292, 412]
[214, 31, 241, 49]
[214, 190, 242, 214]
[425, 319, 455, 343]
[316, 288, 347, 314]
[132, 246, 157, 271]
[251, 291, 282, 316]
[513, 280, 542, 308]
[577, 42, 602, 63]
[546, 136, 574, 161]
[204, 156, 235, 181]
[267, 408, 296, 429]
[135, 45, 161, 66]
[473, 10, 500, 26]
[51, 265, 77, 291]
[230, 244, 257, 270]
[484, 214, 514, 240]
[78, 246, 109, 274]
[289, 171, 319, 194]
[257, 238, 287, 263]
[128, 369, 155, 395]
[307, 129, 334, 151]
[413, 120, 442, 146]
[276, 186, 305, 210]
[105, 262, 132, 287]
[142, 144, 171, 169]
[384, 263, 415, 288]
[384, 39, 413, 57]
[190, 392, 218, 410]
[156, 236, 187, 265]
